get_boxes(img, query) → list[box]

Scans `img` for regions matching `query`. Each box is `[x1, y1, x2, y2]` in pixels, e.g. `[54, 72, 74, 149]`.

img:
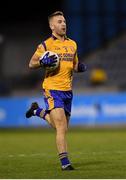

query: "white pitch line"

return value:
[0, 150, 126, 159]
[72, 150, 126, 157]
[0, 153, 54, 158]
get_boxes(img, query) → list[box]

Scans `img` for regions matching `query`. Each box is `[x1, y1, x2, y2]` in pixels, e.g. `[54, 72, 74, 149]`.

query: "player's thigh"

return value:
[50, 108, 67, 131]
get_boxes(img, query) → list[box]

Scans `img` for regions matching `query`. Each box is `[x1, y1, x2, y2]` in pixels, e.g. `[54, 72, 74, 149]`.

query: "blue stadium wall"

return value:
[0, 92, 126, 127]
[63, 0, 126, 56]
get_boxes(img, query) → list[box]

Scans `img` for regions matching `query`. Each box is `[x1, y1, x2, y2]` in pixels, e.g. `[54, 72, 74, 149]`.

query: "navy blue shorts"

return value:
[43, 89, 73, 116]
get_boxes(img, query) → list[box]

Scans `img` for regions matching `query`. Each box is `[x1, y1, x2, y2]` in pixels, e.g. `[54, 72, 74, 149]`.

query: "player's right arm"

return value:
[29, 44, 57, 69]
[29, 54, 41, 68]
[29, 44, 45, 69]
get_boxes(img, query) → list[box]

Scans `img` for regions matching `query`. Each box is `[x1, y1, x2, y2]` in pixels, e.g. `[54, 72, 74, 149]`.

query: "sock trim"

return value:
[59, 152, 68, 159]
[36, 108, 43, 116]
[59, 152, 71, 167]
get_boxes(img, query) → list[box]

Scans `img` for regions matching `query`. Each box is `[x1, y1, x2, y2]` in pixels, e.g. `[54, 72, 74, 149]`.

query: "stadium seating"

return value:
[73, 33, 126, 92]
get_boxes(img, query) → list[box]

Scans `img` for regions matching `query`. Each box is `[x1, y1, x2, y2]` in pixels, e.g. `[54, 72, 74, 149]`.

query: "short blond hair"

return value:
[48, 11, 64, 22]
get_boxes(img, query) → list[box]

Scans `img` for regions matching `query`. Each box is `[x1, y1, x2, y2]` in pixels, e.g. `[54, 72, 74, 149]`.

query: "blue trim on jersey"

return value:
[51, 34, 69, 40]
[51, 34, 57, 40]
[41, 41, 47, 51]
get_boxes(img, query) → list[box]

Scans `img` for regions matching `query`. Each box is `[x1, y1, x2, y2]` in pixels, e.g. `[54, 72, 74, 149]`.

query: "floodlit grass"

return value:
[0, 127, 126, 178]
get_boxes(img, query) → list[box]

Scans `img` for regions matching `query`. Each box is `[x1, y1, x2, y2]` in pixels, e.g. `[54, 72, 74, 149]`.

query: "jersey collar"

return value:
[51, 34, 69, 40]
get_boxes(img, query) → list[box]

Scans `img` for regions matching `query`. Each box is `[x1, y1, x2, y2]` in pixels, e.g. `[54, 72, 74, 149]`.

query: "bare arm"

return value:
[73, 61, 79, 72]
[73, 43, 87, 73]
[29, 54, 41, 69]
[29, 43, 46, 69]
[73, 52, 87, 73]
[73, 51, 80, 72]
[73, 56, 87, 73]
[74, 61, 87, 73]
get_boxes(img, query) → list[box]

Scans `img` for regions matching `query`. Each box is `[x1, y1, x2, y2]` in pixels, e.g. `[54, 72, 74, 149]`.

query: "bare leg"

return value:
[66, 114, 70, 127]
[49, 108, 68, 153]
[38, 107, 74, 170]
[39, 110, 55, 128]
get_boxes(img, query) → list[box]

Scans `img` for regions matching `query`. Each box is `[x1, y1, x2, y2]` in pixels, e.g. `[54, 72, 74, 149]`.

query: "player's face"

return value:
[50, 15, 66, 36]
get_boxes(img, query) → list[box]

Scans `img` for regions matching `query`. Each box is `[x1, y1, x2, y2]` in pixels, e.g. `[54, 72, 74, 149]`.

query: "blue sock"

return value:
[34, 108, 47, 120]
[59, 152, 71, 168]
[36, 108, 42, 116]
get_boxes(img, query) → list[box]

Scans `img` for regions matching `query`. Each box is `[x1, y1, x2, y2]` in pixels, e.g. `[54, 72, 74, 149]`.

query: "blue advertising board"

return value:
[0, 92, 126, 127]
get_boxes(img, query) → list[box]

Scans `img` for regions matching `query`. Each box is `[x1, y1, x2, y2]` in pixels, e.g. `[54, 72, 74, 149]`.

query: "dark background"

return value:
[1, 0, 126, 128]
[0, 0, 63, 35]
[1, 0, 126, 96]
[0, 1, 63, 22]
[1, 0, 126, 54]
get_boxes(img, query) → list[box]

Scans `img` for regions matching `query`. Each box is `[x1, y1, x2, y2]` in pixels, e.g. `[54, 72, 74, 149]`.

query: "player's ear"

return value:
[49, 22, 54, 31]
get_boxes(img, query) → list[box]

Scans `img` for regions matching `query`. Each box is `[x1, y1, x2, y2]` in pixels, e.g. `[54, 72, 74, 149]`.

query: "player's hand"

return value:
[40, 52, 57, 67]
[78, 62, 87, 72]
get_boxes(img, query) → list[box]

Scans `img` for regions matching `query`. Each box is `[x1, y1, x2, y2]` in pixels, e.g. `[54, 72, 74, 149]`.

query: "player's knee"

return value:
[55, 123, 68, 133]
[51, 113, 68, 132]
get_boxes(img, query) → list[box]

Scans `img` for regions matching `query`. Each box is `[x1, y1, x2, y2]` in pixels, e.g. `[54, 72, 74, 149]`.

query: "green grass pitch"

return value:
[0, 127, 126, 179]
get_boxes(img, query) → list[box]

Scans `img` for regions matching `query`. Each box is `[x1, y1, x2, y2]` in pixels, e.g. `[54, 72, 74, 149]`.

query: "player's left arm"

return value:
[73, 52, 87, 73]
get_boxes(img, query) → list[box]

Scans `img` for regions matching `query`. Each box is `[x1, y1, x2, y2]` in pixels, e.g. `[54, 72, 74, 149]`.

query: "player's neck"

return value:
[52, 33, 65, 41]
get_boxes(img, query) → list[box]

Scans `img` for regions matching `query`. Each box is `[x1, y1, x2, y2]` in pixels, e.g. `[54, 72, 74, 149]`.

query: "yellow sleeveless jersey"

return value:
[35, 34, 78, 91]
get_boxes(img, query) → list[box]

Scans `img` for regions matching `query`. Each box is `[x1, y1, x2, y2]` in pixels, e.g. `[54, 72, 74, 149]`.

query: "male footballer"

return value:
[26, 11, 87, 170]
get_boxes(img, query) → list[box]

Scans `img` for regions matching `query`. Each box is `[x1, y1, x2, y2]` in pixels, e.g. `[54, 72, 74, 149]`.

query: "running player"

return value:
[26, 11, 87, 170]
